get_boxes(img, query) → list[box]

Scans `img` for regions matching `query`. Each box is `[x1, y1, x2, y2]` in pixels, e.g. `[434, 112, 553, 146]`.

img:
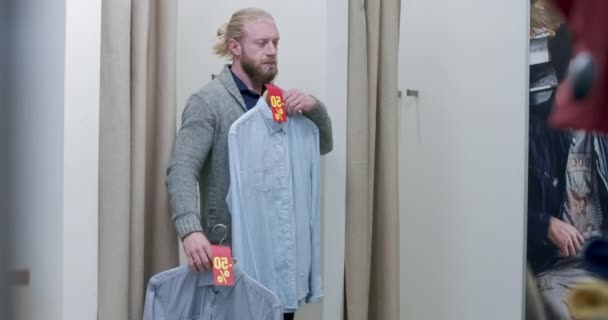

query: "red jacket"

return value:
[548, 0, 608, 132]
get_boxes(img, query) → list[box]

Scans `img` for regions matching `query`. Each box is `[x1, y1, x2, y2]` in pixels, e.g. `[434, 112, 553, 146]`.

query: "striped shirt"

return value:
[143, 264, 282, 320]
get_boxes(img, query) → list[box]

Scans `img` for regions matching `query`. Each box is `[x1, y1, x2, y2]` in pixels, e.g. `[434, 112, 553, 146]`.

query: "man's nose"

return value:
[266, 43, 277, 56]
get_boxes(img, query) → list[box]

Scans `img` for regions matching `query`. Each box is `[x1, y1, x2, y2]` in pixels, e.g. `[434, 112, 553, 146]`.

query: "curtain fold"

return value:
[345, 0, 401, 319]
[99, 1, 178, 319]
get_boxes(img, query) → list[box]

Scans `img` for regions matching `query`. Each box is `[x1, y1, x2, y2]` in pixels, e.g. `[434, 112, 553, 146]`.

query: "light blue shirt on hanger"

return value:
[226, 96, 323, 312]
[143, 264, 283, 320]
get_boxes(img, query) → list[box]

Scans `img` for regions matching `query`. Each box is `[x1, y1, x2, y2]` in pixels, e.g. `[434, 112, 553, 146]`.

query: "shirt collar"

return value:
[256, 97, 288, 135]
[230, 66, 266, 96]
[197, 262, 243, 297]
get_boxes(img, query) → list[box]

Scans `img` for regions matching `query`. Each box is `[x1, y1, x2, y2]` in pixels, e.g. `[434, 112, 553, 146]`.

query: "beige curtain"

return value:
[98, 1, 179, 319]
[345, 0, 401, 319]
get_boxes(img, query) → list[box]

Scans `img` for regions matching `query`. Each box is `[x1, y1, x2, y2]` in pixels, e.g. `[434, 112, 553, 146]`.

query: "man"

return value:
[166, 7, 332, 319]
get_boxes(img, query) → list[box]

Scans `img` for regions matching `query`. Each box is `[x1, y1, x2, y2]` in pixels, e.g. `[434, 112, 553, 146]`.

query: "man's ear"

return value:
[227, 38, 241, 57]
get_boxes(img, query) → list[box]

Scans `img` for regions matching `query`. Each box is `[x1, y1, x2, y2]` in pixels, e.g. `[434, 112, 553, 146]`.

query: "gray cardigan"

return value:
[166, 65, 333, 245]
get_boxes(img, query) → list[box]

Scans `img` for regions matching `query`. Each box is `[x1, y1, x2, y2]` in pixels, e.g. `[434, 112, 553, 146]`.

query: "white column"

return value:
[322, 0, 348, 319]
[63, 0, 101, 319]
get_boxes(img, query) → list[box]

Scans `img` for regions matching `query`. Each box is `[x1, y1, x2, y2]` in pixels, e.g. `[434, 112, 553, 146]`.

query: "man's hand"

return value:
[284, 89, 316, 114]
[182, 232, 213, 272]
[548, 217, 585, 257]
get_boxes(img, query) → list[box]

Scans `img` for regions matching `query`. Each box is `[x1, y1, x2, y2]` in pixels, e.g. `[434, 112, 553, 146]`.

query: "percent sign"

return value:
[214, 257, 232, 283]
[216, 269, 231, 283]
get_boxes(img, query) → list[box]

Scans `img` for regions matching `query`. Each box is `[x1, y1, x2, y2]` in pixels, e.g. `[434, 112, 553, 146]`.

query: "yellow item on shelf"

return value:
[567, 280, 608, 320]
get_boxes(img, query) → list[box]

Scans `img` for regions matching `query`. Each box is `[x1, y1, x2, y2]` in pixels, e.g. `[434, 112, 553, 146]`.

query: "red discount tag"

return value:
[211, 245, 234, 286]
[265, 83, 287, 122]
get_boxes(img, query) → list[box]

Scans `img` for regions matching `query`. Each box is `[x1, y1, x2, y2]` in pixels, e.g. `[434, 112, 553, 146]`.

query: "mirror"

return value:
[526, 1, 608, 319]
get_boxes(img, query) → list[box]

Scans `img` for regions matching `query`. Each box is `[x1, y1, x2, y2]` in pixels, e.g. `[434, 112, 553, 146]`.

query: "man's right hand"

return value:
[548, 217, 585, 257]
[183, 232, 213, 272]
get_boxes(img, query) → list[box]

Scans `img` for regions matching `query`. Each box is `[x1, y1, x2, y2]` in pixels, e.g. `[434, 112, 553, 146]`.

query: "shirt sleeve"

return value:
[307, 129, 324, 303]
[261, 304, 284, 320]
[143, 279, 167, 320]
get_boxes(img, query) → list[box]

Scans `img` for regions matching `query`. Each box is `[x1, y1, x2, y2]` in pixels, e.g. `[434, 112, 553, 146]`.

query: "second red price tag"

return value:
[211, 245, 234, 286]
[265, 83, 287, 123]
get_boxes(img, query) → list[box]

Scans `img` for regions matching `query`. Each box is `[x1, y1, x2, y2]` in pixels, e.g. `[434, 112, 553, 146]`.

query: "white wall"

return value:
[177, 1, 327, 116]
[398, 1, 529, 319]
[177, 1, 347, 319]
[9, 1, 101, 319]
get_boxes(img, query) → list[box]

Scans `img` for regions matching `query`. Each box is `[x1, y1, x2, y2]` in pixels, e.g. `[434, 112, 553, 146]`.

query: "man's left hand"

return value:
[284, 89, 316, 114]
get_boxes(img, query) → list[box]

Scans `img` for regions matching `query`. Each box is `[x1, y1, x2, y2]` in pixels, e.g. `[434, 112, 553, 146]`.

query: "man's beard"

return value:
[241, 54, 278, 85]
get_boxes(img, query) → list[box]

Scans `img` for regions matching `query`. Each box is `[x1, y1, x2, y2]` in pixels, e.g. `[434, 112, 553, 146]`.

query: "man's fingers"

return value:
[204, 245, 214, 264]
[567, 241, 576, 257]
[205, 248, 215, 271]
[190, 254, 202, 272]
[292, 102, 306, 114]
[576, 232, 585, 245]
[285, 91, 304, 113]
[285, 96, 304, 114]
[573, 235, 582, 253]
[283, 89, 297, 105]
[287, 96, 304, 114]
[288, 101, 304, 114]
[559, 245, 567, 257]
[197, 249, 211, 271]
[570, 228, 584, 254]
[185, 249, 197, 271]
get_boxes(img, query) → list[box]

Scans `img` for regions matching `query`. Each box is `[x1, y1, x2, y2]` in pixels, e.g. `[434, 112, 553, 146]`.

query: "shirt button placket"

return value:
[278, 132, 289, 295]
[282, 131, 296, 301]
[206, 292, 217, 320]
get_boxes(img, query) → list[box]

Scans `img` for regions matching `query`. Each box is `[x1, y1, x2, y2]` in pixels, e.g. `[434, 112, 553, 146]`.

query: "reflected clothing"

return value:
[561, 131, 603, 242]
[536, 260, 596, 320]
[528, 21, 608, 320]
[527, 24, 608, 274]
[226, 98, 323, 312]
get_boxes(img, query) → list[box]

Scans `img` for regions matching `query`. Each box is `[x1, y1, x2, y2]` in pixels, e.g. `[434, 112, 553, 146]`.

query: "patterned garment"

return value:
[539, 131, 608, 319]
[562, 131, 604, 243]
